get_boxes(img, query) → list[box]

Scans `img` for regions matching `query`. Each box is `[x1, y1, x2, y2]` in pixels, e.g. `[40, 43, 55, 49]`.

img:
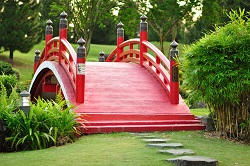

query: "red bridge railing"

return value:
[106, 16, 180, 104]
[33, 12, 86, 103]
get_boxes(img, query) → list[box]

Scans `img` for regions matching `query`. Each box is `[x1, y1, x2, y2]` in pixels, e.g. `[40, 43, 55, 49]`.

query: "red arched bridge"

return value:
[29, 12, 204, 134]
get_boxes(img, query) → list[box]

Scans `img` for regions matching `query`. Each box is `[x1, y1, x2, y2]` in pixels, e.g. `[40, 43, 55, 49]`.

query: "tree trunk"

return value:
[9, 48, 14, 62]
[159, 34, 165, 54]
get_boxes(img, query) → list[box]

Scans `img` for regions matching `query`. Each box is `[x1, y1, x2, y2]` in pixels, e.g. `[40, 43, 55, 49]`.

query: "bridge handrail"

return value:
[106, 38, 140, 62]
[105, 16, 179, 104]
[142, 41, 170, 70]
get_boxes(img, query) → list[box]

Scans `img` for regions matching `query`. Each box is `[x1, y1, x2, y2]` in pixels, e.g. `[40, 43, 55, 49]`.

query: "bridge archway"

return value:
[29, 61, 76, 104]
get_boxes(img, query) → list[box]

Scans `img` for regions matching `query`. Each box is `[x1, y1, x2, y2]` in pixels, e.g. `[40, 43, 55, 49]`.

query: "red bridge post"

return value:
[116, 22, 124, 62]
[33, 50, 40, 73]
[59, 11, 68, 64]
[76, 38, 86, 103]
[45, 20, 53, 59]
[140, 15, 148, 66]
[170, 41, 179, 104]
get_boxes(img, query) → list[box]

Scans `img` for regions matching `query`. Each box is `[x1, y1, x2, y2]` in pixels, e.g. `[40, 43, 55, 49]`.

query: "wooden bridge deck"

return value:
[75, 62, 204, 133]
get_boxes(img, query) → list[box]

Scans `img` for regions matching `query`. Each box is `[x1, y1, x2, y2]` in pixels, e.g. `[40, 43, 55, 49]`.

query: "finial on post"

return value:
[140, 15, 147, 22]
[33, 50, 40, 72]
[117, 22, 124, 29]
[140, 15, 148, 32]
[170, 40, 179, 60]
[76, 37, 86, 103]
[59, 11, 68, 29]
[117, 22, 124, 38]
[34, 50, 40, 60]
[169, 40, 179, 104]
[99, 51, 105, 62]
[45, 20, 53, 35]
[77, 37, 86, 58]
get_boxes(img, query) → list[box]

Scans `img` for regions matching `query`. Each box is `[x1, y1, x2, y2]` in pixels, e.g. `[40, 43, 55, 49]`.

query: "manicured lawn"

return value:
[0, 132, 249, 166]
[190, 108, 210, 116]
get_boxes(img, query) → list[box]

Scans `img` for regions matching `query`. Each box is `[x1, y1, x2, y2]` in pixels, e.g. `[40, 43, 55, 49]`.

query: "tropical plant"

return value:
[183, 9, 250, 141]
[0, 84, 79, 151]
[0, 74, 18, 95]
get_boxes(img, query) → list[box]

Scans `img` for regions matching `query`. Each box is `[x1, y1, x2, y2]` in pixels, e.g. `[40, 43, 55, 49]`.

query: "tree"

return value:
[186, 0, 250, 43]
[144, 0, 199, 53]
[0, 0, 41, 61]
[71, 0, 117, 53]
[48, 0, 117, 54]
[117, 0, 141, 39]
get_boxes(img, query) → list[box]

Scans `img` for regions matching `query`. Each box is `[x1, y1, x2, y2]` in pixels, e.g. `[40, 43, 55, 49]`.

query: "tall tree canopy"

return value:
[144, 0, 199, 53]
[0, 0, 41, 61]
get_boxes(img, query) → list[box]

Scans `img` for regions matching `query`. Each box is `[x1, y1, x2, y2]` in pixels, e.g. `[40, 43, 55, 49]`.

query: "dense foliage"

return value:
[0, 0, 41, 60]
[0, 86, 79, 152]
[183, 10, 250, 140]
[0, 75, 18, 96]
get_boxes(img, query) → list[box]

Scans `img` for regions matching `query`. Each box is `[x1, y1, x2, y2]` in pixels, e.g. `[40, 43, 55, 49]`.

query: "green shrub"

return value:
[0, 61, 19, 79]
[0, 75, 18, 96]
[0, 86, 79, 151]
[183, 10, 250, 140]
[0, 61, 15, 75]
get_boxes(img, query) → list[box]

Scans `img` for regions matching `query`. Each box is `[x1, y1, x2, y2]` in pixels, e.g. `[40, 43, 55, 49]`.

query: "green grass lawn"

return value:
[190, 108, 210, 116]
[0, 132, 249, 166]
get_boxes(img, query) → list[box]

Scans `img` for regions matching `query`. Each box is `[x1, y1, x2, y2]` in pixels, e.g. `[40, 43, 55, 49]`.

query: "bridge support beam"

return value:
[170, 41, 179, 104]
[116, 22, 124, 62]
[140, 15, 148, 66]
[76, 38, 86, 103]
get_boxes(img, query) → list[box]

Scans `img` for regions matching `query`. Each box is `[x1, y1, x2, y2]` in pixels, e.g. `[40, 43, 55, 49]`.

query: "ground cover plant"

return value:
[183, 10, 250, 141]
[0, 86, 79, 152]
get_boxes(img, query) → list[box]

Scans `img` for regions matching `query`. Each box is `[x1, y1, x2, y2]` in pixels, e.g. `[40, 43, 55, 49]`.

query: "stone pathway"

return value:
[131, 132, 218, 166]
[167, 156, 218, 166]
[159, 149, 195, 155]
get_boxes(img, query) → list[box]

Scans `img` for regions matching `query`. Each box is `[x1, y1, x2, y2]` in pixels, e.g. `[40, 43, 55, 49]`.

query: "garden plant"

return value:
[183, 10, 250, 141]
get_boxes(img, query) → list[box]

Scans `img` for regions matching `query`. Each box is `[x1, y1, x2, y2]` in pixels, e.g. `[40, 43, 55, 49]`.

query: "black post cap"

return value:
[77, 37, 86, 58]
[99, 51, 105, 56]
[46, 19, 53, 26]
[170, 40, 178, 49]
[77, 37, 86, 46]
[140, 15, 147, 22]
[59, 11, 68, 29]
[46, 19, 53, 35]
[117, 22, 124, 29]
[35, 50, 40, 56]
[60, 11, 68, 19]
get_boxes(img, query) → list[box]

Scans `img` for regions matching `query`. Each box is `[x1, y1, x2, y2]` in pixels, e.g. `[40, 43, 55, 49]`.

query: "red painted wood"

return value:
[140, 31, 147, 66]
[117, 36, 124, 62]
[170, 60, 179, 104]
[42, 83, 57, 93]
[76, 57, 85, 103]
[73, 62, 204, 133]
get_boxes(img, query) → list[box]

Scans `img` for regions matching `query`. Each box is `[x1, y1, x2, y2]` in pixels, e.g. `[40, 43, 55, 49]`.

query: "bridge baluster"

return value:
[156, 56, 161, 74]
[116, 22, 124, 62]
[76, 38, 86, 103]
[33, 50, 40, 73]
[129, 44, 133, 57]
[59, 11, 68, 64]
[140, 15, 148, 66]
[169, 41, 179, 104]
